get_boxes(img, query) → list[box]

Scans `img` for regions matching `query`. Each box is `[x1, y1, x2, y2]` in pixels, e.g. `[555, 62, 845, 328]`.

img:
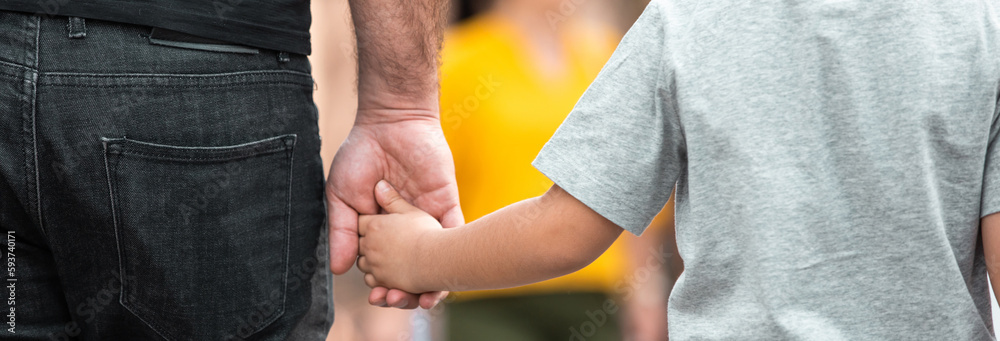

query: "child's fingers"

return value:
[368, 287, 389, 307]
[356, 255, 371, 273]
[375, 180, 419, 214]
[358, 214, 373, 236]
[364, 273, 379, 288]
[385, 289, 420, 309]
[419, 291, 448, 309]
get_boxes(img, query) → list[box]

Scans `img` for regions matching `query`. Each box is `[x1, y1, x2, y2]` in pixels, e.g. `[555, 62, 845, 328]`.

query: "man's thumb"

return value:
[375, 180, 416, 213]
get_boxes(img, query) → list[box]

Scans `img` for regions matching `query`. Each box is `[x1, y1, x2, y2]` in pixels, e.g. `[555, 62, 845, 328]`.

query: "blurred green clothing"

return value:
[447, 293, 622, 341]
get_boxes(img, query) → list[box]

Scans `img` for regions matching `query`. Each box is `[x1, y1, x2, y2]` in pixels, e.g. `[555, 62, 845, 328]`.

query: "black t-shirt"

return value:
[0, 0, 312, 55]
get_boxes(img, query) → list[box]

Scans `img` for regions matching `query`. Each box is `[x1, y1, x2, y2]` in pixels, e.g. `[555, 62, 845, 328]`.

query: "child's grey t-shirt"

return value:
[533, 0, 1000, 339]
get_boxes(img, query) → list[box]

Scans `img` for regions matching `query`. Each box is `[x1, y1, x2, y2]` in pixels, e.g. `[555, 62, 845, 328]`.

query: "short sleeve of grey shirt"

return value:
[982, 111, 1000, 217]
[533, 2, 683, 236]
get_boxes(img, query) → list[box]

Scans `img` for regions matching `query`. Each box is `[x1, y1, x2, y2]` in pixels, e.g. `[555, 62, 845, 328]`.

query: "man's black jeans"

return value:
[0, 11, 332, 340]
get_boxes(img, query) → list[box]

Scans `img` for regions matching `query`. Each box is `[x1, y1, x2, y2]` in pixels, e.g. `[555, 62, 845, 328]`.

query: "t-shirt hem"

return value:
[981, 200, 1000, 218]
[532, 151, 651, 236]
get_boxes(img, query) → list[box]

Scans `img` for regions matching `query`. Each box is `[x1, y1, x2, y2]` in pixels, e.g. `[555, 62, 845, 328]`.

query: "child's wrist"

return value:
[405, 226, 444, 293]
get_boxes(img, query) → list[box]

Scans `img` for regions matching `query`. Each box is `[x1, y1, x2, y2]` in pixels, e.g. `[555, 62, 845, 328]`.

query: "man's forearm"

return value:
[411, 186, 624, 293]
[349, 0, 449, 117]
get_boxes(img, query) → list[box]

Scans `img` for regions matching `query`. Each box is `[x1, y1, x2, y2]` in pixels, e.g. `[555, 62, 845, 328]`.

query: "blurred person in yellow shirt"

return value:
[439, 0, 675, 340]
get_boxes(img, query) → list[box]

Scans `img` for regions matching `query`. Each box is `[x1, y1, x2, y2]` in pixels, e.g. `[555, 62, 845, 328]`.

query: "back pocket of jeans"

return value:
[102, 134, 296, 340]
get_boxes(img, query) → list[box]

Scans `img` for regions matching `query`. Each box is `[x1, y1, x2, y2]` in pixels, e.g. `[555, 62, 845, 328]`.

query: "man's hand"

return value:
[327, 114, 462, 309]
[335, 0, 454, 310]
[358, 180, 446, 294]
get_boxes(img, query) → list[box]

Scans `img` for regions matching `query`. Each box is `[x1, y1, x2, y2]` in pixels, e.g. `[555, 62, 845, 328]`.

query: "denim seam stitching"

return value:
[233, 137, 296, 337]
[31, 15, 44, 235]
[102, 141, 127, 310]
[103, 141, 185, 340]
[30, 73, 42, 235]
[114, 149, 288, 162]
[280, 137, 296, 320]
[0, 71, 20, 81]
[222, 142, 295, 339]
[222, 138, 296, 335]
[39, 81, 312, 89]
[0, 60, 32, 74]
[20, 73, 29, 244]
[67, 17, 86, 39]
[109, 134, 295, 150]
[104, 150, 215, 341]
[102, 144, 170, 339]
[40, 70, 312, 79]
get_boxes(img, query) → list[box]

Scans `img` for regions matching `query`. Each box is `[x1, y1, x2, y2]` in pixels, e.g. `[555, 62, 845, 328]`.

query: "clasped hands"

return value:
[326, 116, 461, 309]
[356, 180, 445, 295]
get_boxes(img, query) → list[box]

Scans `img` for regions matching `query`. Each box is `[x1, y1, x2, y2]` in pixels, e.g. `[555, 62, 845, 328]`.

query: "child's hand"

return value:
[358, 180, 444, 294]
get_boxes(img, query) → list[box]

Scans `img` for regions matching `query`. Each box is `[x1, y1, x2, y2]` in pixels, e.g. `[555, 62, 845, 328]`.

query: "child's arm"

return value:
[983, 213, 1000, 299]
[357, 180, 624, 294]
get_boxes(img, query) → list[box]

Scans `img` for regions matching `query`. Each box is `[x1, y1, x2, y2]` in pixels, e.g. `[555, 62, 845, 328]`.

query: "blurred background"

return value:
[311, 0, 680, 339]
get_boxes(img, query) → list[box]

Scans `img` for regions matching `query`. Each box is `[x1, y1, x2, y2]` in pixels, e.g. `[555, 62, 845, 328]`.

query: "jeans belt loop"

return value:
[67, 17, 86, 39]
